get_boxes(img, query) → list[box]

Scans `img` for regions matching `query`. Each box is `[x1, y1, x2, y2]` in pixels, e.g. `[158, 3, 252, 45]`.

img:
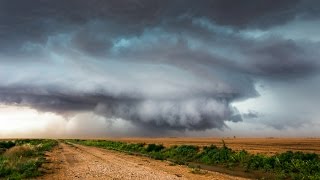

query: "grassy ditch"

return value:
[0, 139, 58, 179]
[69, 139, 320, 180]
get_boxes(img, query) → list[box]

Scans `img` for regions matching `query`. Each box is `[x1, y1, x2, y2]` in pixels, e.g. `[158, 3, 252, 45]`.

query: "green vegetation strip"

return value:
[69, 139, 320, 180]
[0, 139, 58, 179]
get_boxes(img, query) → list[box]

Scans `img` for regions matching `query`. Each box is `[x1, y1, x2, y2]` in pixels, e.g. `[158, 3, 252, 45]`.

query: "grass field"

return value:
[69, 138, 320, 179]
[103, 137, 320, 155]
[0, 139, 57, 179]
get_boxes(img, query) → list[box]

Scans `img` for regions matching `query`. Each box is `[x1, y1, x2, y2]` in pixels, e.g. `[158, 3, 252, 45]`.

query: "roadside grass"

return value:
[190, 167, 207, 175]
[0, 139, 58, 179]
[69, 139, 320, 180]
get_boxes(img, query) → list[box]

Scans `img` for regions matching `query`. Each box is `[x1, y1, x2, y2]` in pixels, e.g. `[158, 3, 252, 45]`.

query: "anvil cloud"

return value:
[1, 0, 320, 136]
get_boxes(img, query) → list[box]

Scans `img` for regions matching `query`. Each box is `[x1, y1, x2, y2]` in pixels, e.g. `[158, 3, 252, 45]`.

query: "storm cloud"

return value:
[1, 0, 320, 135]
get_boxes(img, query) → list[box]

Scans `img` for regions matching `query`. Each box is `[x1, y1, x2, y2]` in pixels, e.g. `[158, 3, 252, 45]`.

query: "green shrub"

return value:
[165, 145, 199, 162]
[149, 152, 166, 160]
[0, 141, 16, 149]
[199, 145, 234, 165]
[146, 144, 165, 152]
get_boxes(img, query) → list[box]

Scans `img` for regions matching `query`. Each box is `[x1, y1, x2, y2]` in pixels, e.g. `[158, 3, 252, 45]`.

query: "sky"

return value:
[0, 0, 320, 138]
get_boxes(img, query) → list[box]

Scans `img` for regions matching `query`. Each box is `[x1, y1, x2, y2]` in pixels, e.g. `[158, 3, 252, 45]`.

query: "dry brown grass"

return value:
[4, 144, 34, 158]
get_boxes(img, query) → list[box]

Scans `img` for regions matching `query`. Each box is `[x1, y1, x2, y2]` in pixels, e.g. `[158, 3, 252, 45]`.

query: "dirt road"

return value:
[40, 143, 248, 180]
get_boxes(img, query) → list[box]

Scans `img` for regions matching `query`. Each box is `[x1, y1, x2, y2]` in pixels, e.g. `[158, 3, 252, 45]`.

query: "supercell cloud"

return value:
[0, 0, 320, 136]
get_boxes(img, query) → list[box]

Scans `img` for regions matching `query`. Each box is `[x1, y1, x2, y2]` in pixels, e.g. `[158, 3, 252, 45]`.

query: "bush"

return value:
[0, 141, 16, 149]
[149, 152, 166, 160]
[199, 145, 234, 165]
[165, 145, 199, 162]
[146, 144, 165, 152]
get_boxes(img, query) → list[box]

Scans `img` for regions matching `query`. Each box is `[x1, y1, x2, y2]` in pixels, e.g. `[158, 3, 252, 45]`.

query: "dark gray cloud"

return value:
[1, 0, 320, 135]
[0, 86, 240, 131]
[1, 0, 319, 51]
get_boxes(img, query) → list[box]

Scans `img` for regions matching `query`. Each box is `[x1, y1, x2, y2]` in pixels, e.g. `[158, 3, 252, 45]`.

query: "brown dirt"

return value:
[40, 143, 248, 180]
[100, 137, 320, 156]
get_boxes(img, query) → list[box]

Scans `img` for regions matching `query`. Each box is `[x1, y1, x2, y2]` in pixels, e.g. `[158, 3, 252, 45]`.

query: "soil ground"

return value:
[40, 142, 248, 180]
[100, 137, 320, 156]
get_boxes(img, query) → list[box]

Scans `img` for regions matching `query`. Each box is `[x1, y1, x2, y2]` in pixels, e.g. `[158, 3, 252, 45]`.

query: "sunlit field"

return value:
[108, 137, 320, 155]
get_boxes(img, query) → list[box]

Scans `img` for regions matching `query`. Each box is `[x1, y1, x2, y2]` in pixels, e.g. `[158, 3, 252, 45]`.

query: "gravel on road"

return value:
[40, 143, 249, 180]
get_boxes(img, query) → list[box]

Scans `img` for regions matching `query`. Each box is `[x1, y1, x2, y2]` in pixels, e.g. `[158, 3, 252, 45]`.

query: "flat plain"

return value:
[103, 137, 320, 155]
